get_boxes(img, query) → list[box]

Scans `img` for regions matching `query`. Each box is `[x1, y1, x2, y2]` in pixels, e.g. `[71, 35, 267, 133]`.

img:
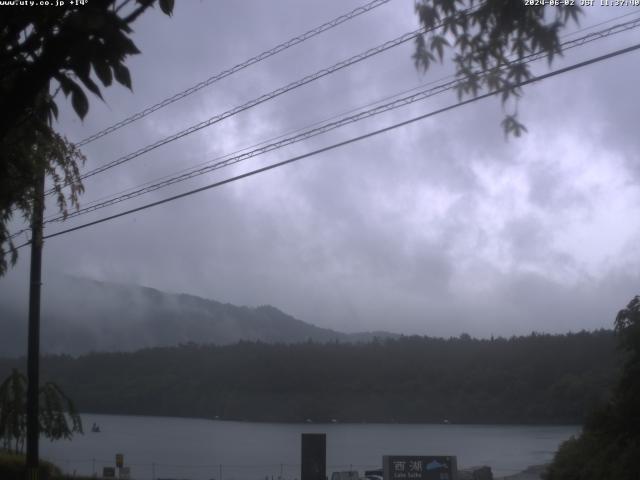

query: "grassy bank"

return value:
[0, 451, 92, 480]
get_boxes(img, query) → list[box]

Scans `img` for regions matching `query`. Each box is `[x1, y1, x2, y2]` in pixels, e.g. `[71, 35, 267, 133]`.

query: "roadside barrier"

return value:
[44, 458, 381, 480]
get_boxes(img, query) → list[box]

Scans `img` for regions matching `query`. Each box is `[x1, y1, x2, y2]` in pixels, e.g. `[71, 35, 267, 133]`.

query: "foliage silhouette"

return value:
[546, 296, 640, 480]
[0, 0, 174, 275]
[413, 0, 580, 136]
[0, 369, 82, 454]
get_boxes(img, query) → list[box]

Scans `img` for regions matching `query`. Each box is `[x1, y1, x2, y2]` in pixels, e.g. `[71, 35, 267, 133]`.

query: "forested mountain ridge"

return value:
[0, 330, 618, 424]
[0, 276, 396, 356]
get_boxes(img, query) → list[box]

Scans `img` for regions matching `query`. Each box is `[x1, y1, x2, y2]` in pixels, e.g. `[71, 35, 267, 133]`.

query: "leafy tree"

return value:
[0, 369, 82, 454]
[612, 295, 640, 436]
[0, 0, 175, 275]
[413, 0, 580, 136]
[1, 116, 86, 274]
[546, 296, 640, 480]
[0, 370, 26, 453]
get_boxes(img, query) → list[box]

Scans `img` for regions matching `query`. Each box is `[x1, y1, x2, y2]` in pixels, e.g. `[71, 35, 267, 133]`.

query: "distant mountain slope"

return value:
[0, 276, 396, 357]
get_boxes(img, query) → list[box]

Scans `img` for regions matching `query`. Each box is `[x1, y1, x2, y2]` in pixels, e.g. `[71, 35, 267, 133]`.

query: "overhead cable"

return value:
[36, 17, 640, 227]
[8, 14, 639, 243]
[32, 42, 640, 244]
[70, 9, 640, 215]
[75, 0, 392, 147]
[47, 5, 479, 196]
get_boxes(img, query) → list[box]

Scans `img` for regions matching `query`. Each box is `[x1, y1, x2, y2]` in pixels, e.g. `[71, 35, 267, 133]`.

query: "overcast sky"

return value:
[2, 0, 640, 338]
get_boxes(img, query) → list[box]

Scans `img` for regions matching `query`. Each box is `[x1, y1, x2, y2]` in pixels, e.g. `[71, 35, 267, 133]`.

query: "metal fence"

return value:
[46, 458, 381, 480]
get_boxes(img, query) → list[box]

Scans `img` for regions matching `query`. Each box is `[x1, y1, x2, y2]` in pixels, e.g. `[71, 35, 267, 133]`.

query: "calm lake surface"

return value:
[41, 414, 580, 480]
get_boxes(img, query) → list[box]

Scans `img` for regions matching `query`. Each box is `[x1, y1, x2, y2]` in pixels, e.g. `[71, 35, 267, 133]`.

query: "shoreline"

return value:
[496, 464, 548, 480]
[79, 411, 581, 427]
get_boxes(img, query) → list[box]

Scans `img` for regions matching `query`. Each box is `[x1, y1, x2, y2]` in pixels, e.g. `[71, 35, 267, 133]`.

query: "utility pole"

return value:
[26, 168, 45, 480]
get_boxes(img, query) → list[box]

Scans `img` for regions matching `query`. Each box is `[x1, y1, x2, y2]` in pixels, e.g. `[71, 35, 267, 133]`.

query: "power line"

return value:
[561, 9, 640, 41]
[34, 17, 640, 228]
[5, 13, 456, 241]
[63, 75, 454, 213]
[8, 14, 639, 243]
[6, 0, 401, 223]
[75, 0, 392, 147]
[46, 6, 478, 196]
[63, 10, 640, 214]
[30, 7, 637, 217]
[7, 7, 634, 236]
[31, 42, 640, 245]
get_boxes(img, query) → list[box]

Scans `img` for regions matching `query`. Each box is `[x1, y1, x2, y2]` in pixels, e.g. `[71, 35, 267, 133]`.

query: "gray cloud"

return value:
[2, 1, 640, 350]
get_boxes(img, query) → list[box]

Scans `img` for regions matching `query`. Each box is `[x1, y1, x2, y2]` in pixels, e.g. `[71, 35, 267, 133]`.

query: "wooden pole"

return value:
[25, 169, 44, 480]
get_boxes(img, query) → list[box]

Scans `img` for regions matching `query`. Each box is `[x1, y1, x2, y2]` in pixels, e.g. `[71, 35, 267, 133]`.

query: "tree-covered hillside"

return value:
[0, 331, 618, 424]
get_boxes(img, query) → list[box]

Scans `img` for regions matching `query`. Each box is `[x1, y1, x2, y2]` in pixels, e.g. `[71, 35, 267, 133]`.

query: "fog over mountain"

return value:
[0, 275, 396, 357]
[1, 1, 640, 346]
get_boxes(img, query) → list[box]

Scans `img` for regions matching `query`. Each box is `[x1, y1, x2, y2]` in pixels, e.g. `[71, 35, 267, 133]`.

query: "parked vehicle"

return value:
[331, 471, 360, 480]
[364, 468, 383, 480]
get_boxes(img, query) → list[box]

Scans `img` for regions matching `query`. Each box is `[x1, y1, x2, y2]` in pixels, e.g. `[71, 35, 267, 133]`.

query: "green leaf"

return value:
[50, 100, 59, 120]
[159, 0, 175, 16]
[71, 87, 89, 119]
[107, 28, 141, 56]
[417, 4, 438, 29]
[455, 33, 470, 51]
[56, 74, 74, 97]
[430, 34, 450, 62]
[484, 70, 503, 92]
[508, 63, 530, 85]
[501, 114, 528, 138]
[55, 74, 91, 118]
[78, 73, 104, 100]
[412, 34, 428, 71]
[113, 62, 132, 89]
[80, 58, 93, 79]
[93, 60, 113, 87]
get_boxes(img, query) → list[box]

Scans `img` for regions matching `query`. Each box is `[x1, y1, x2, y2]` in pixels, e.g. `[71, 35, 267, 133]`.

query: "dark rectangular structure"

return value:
[383, 455, 458, 480]
[301, 433, 326, 480]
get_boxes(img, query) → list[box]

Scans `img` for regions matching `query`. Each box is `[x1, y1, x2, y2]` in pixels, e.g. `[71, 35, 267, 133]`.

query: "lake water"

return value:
[40, 414, 580, 480]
